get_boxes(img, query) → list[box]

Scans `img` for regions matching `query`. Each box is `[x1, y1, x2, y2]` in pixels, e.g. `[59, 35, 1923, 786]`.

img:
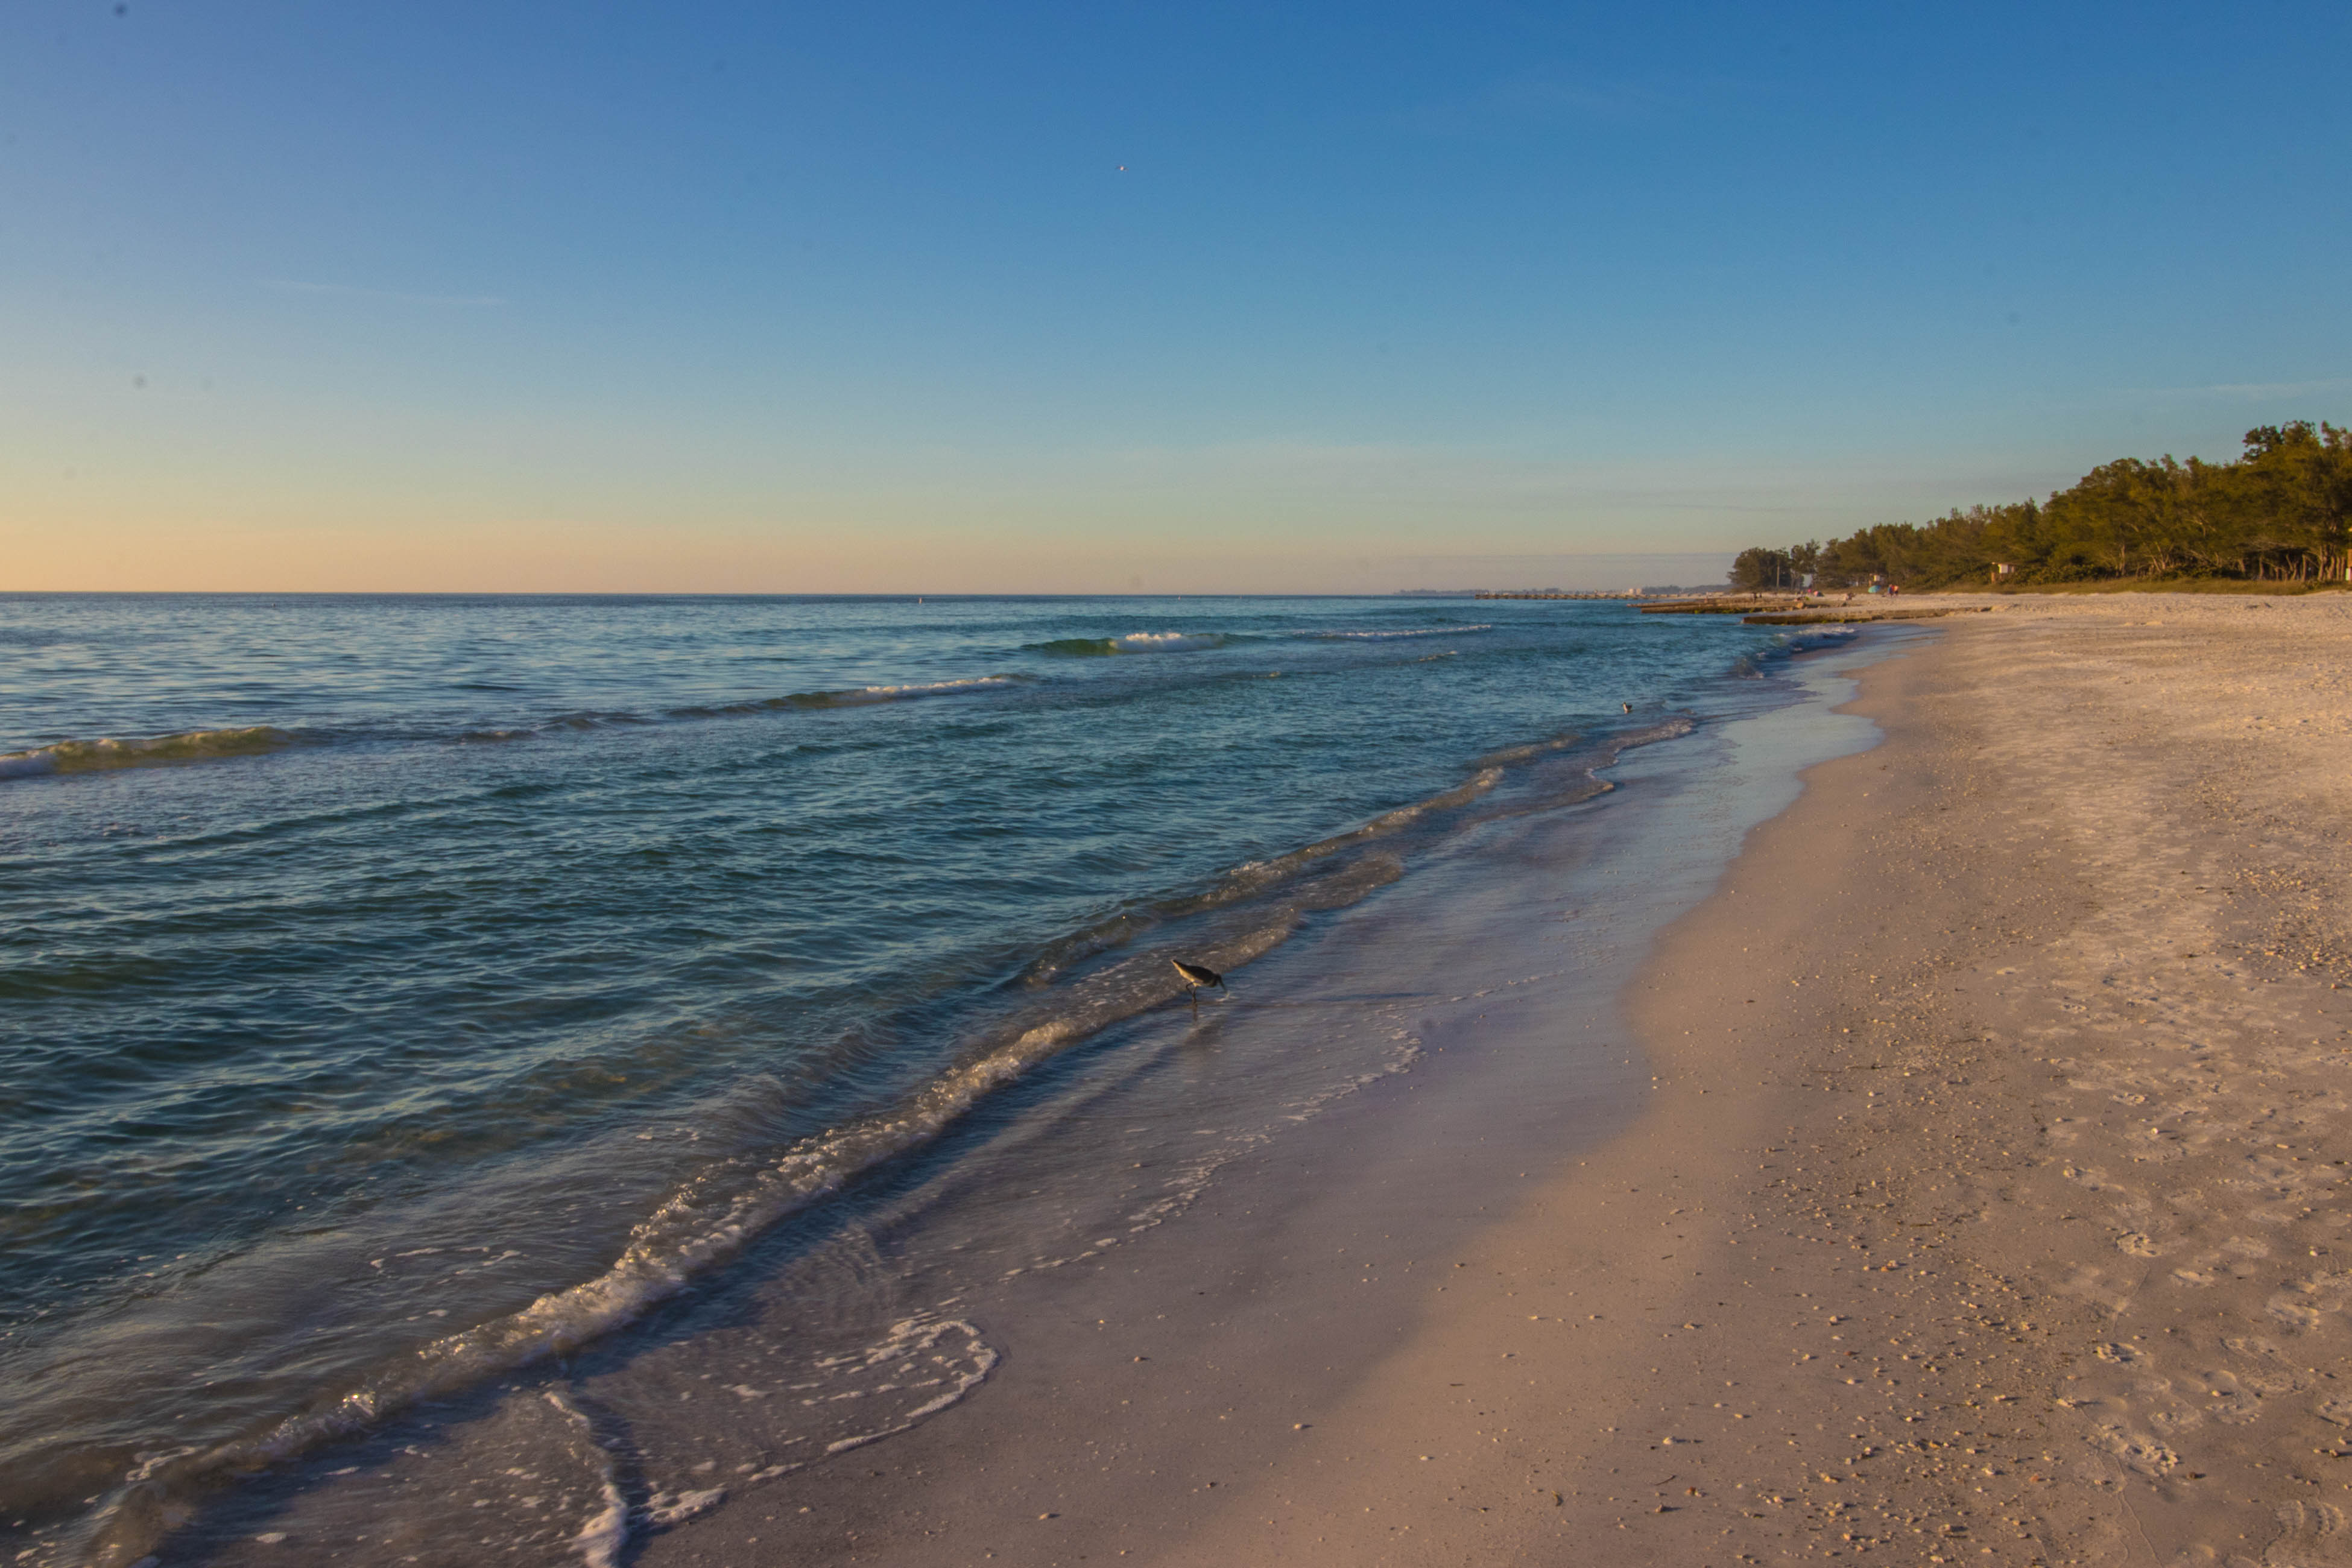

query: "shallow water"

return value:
[0, 592, 1856, 1565]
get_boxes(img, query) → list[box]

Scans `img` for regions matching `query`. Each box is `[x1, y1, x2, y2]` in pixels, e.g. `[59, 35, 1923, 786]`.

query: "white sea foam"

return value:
[642, 1486, 726, 1526]
[62, 700, 1702, 1568]
[81, 1022, 1089, 1567]
[814, 1318, 999, 1454]
[824, 675, 1020, 704]
[1108, 631, 1226, 653]
[544, 1392, 628, 1568]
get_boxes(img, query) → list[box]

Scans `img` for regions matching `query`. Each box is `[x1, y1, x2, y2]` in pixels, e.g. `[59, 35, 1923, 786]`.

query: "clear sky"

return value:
[4, 0, 2347, 593]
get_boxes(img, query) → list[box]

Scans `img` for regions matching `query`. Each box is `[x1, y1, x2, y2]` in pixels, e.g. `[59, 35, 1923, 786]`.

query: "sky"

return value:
[2, 0, 2347, 593]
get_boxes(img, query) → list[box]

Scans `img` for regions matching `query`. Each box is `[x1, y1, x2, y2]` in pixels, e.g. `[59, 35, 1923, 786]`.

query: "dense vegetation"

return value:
[1729, 422, 2352, 590]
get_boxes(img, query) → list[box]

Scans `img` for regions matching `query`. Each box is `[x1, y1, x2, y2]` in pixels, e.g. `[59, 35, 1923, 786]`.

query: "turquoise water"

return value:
[0, 592, 1834, 1564]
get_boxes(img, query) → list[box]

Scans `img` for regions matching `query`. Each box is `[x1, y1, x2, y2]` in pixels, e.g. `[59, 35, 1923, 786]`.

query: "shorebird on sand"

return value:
[1171, 959, 1225, 1011]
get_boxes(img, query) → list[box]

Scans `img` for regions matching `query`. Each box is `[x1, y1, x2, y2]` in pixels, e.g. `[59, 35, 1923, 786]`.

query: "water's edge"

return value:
[86, 630, 1914, 1568]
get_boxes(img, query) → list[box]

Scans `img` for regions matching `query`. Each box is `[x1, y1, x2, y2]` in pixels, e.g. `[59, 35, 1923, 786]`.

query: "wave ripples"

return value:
[0, 726, 292, 779]
[0, 591, 1829, 1567]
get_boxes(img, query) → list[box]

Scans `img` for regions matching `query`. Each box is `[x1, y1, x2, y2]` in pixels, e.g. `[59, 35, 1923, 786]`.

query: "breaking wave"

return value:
[7, 681, 1032, 777]
[0, 727, 293, 782]
[459, 678, 1039, 743]
[670, 674, 1028, 718]
[1026, 627, 1488, 656]
[1727, 625, 1867, 680]
[76, 914, 1286, 1567]
[1778, 626, 1864, 654]
[467, 677, 1032, 739]
[1028, 632, 1237, 656]
[68, 713, 1698, 1568]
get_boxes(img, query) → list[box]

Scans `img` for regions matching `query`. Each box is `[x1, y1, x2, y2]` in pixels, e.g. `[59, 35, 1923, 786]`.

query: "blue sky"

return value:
[4, 0, 2347, 590]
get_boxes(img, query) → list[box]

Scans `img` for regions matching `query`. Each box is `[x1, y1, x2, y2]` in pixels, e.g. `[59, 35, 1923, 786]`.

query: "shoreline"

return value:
[1, 598, 1777, 1568]
[591, 636, 1909, 1568]
[128, 618, 1862, 1568]
[128, 591, 2352, 1566]
[1156, 592, 2352, 1564]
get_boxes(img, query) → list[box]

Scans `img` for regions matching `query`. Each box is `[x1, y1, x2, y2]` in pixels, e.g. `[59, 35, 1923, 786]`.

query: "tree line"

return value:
[1729, 421, 2352, 590]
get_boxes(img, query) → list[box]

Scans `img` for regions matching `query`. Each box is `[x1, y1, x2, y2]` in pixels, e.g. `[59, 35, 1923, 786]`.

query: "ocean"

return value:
[0, 592, 1875, 1566]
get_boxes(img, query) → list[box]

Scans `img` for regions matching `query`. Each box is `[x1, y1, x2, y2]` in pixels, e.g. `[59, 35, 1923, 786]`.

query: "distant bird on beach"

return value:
[1172, 959, 1225, 1010]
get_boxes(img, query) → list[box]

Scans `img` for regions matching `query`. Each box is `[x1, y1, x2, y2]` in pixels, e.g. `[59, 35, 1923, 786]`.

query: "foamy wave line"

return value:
[74, 929, 1259, 1567]
[458, 677, 1028, 742]
[1113, 631, 1224, 652]
[803, 674, 1022, 706]
[458, 710, 651, 743]
[545, 1392, 629, 1568]
[1028, 631, 1235, 656]
[680, 674, 1025, 718]
[74, 712, 1687, 1567]
[1312, 624, 1493, 639]
[1017, 723, 1683, 989]
[1222, 763, 1506, 882]
[1777, 626, 1862, 653]
[0, 726, 292, 782]
[1019, 759, 1507, 987]
[809, 1317, 999, 1456]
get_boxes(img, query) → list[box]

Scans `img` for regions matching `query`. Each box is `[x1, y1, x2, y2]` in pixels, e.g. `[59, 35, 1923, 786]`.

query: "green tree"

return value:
[1728, 546, 1795, 590]
[1728, 417, 2351, 590]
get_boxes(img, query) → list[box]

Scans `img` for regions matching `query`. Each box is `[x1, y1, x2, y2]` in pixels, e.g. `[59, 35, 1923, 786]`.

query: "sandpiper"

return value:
[1171, 959, 1225, 1010]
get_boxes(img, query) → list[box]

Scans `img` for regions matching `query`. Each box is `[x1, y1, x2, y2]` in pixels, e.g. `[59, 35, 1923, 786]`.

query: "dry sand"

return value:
[642, 592, 2352, 1568]
[1146, 592, 2352, 1566]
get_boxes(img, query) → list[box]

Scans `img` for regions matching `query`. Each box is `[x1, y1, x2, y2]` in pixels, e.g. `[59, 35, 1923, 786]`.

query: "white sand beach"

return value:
[1153, 592, 2352, 1566]
[638, 592, 2352, 1568]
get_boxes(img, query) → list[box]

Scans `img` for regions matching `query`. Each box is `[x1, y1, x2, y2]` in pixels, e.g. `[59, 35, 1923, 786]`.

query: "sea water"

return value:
[0, 593, 1859, 1566]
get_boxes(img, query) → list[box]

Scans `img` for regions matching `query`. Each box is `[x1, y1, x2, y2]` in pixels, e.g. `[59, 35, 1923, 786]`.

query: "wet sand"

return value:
[646, 592, 2352, 1568]
[1152, 591, 2352, 1566]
